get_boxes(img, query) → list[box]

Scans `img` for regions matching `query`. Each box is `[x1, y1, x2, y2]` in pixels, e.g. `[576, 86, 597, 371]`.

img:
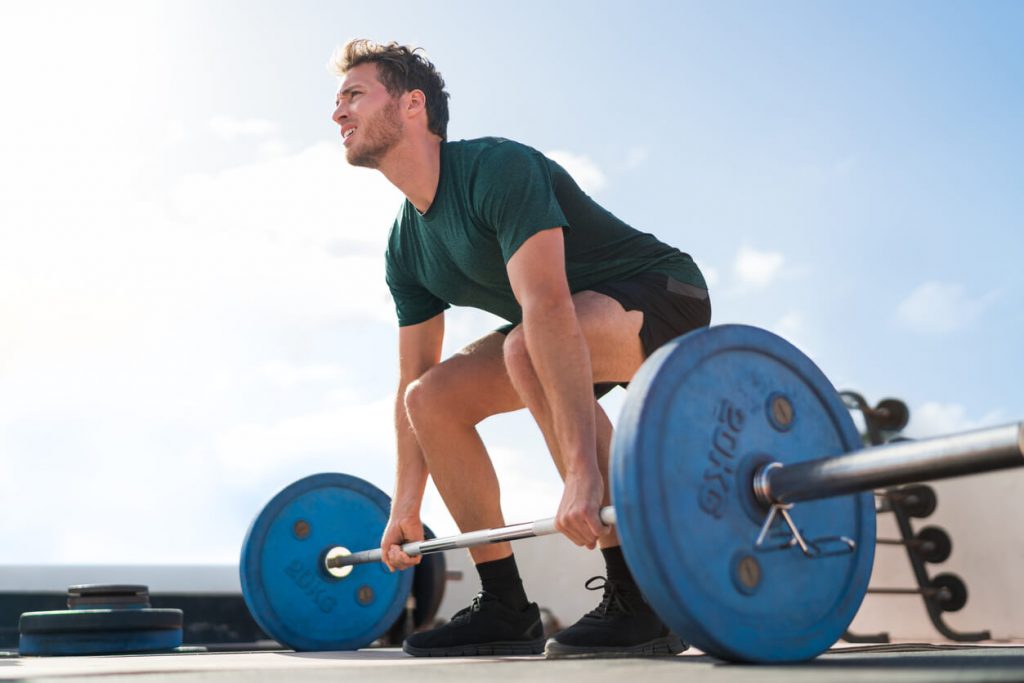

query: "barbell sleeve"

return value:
[327, 505, 618, 569]
[758, 422, 1024, 505]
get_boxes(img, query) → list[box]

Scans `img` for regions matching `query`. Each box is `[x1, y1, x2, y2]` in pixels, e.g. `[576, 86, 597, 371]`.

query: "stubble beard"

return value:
[346, 99, 403, 169]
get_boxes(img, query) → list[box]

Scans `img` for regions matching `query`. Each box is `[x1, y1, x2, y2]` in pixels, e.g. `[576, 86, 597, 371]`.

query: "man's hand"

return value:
[555, 467, 609, 549]
[380, 516, 424, 572]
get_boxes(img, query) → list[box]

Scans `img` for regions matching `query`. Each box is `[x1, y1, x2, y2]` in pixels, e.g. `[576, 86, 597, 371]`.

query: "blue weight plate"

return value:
[19, 607, 184, 656]
[19, 627, 182, 656]
[240, 473, 413, 651]
[612, 325, 875, 663]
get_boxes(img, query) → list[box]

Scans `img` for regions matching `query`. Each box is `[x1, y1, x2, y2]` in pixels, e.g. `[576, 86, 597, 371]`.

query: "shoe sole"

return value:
[403, 638, 546, 657]
[544, 634, 687, 659]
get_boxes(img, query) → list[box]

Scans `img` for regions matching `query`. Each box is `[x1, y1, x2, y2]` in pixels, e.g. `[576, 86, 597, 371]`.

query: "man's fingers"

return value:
[554, 517, 580, 547]
[381, 545, 396, 572]
[557, 513, 602, 548]
[386, 545, 421, 571]
[588, 512, 609, 538]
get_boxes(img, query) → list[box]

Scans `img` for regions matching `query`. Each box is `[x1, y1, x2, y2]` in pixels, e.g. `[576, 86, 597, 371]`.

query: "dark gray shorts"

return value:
[497, 271, 712, 397]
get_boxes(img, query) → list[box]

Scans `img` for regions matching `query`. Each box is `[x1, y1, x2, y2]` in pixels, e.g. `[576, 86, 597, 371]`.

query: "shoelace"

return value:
[449, 591, 490, 625]
[583, 576, 635, 618]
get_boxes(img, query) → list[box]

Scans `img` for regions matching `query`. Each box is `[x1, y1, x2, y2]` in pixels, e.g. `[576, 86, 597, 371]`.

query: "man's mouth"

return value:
[342, 126, 357, 144]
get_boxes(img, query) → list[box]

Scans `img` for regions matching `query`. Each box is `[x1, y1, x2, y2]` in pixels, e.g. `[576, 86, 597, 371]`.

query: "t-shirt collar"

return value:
[417, 141, 447, 221]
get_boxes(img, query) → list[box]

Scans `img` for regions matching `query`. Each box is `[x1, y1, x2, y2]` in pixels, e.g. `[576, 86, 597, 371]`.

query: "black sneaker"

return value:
[403, 591, 545, 657]
[544, 576, 687, 658]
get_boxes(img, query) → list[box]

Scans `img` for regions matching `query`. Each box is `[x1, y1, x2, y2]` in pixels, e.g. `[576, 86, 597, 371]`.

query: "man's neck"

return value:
[378, 136, 443, 214]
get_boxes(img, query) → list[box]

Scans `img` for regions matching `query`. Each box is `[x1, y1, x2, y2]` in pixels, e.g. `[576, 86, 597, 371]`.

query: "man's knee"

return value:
[403, 370, 446, 427]
[502, 326, 532, 381]
[404, 364, 496, 429]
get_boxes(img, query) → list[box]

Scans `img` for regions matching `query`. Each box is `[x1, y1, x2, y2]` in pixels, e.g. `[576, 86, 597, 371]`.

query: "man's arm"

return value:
[381, 311, 445, 571]
[506, 228, 606, 549]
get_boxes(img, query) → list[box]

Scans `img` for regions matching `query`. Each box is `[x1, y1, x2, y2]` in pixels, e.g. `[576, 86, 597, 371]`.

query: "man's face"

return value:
[333, 63, 403, 168]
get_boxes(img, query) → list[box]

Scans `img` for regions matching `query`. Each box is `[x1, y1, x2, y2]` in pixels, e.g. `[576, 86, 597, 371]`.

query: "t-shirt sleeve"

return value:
[471, 142, 570, 263]
[385, 244, 449, 327]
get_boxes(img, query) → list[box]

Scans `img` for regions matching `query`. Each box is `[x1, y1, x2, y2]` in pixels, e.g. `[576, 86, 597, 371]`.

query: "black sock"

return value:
[601, 546, 636, 586]
[476, 555, 530, 611]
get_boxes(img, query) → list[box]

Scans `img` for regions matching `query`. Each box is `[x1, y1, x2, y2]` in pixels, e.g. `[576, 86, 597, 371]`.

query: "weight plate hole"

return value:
[324, 547, 354, 579]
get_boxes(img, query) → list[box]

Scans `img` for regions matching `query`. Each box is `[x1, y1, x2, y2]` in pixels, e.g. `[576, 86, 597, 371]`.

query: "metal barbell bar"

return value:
[327, 422, 1022, 573]
[326, 508, 616, 573]
[756, 422, 1022, 504]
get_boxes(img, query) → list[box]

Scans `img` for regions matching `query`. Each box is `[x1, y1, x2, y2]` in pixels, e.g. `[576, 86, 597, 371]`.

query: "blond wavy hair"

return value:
[330, 39, 450, 140]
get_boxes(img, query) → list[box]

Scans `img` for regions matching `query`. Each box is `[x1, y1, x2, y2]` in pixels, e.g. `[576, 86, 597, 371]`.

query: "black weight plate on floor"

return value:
[20, 608, 182, 633]
[67, 584, 150, 609]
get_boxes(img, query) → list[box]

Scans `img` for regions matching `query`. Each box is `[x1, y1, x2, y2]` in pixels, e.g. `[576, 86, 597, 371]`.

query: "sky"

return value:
[0, 1, 1022, 565]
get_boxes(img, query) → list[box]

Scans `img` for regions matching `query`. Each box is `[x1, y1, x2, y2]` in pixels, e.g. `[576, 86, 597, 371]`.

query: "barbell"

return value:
[239, 324, 1023, 663]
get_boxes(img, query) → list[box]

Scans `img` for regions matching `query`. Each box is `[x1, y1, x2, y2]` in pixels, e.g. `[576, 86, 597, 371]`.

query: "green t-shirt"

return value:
[385, 137, 706, 327]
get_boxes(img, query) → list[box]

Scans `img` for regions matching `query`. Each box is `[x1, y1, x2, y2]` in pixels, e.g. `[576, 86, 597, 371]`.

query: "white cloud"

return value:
[1, 142, 400, 378]
[212, 395, 396, 483]
[258, 139, 291, 158]
[734, 245, 785, 289]
[895, 281, 997, 335]
[165, 120, 188, 146]
[260, 361, 349, 387]
[545, 150, 607, 195]
[208, 116, 279, 140]
[172, 141, 401, 249]
[905, 402, 1006, 439]
[0, 139, 408, 562]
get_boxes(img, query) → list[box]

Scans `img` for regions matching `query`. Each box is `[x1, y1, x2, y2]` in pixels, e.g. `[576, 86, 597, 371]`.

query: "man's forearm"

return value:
[521, 301, 598, 474]
[392, 386, 430, 517]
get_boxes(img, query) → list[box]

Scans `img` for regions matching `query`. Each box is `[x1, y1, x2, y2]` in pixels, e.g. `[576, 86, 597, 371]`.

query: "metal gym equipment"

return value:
[240, 324, 1023, 663]
[840, 392, 983, 644]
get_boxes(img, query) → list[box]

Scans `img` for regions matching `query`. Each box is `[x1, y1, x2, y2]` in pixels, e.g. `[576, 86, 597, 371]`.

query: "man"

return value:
[331, 39, 710, 658]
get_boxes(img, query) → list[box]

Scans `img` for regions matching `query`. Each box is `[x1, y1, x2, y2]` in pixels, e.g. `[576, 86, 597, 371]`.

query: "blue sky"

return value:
[1, 1, 1021, 564]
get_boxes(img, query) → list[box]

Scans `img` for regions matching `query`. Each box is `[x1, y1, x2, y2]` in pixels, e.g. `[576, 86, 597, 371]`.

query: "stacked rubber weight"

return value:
[19, 585, 183, 656]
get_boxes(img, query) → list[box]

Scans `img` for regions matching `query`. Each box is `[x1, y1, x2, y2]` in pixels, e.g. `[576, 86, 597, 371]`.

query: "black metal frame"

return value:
[840, 391, 988, 644]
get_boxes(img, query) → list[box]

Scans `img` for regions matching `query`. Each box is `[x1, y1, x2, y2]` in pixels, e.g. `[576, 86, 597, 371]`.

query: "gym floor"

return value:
[3, 644, 1024, 683]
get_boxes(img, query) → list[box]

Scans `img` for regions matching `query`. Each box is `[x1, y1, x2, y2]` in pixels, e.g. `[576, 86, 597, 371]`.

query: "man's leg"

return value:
[503, 289, 684, 657]
[401, 331, 545, 656]
[404, 331, 522, 562]
[502, 290, 645, 548]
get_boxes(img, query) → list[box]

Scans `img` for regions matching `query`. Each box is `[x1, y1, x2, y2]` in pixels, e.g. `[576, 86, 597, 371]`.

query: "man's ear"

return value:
[404, 89, 427, 117]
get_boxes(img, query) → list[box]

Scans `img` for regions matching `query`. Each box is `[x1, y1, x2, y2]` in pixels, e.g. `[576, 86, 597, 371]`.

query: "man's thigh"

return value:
[421, 331, 524, 424]
[570, 290, 646, 384]
[577, 272, 712, 385]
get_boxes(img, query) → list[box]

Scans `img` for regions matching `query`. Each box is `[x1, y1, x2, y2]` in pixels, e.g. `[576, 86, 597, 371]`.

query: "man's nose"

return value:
[332, 101, 348, 124]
